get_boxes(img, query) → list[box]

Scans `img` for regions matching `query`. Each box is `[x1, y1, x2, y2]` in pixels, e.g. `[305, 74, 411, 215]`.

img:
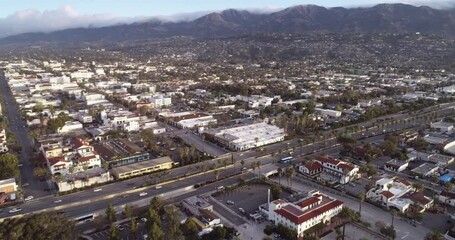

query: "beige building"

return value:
[0, 178, 18, 193]
[111, 156, 173, 179]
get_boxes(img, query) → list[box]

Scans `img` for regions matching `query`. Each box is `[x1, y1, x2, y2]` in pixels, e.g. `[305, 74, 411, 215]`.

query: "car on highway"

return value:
[22, 183, 29, 187]
[9, 208, 22, 213]
[226, 200, 234, 205]
[24, 196, 34, 201]
[155, 185, 162, 189]
[139, 192, 148, 197]
[54, 199, 62, 203]
[93, 188, 102, 192]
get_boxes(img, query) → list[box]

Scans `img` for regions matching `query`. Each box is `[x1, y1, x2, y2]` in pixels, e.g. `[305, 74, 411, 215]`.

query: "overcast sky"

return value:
[0, 0, 453, 38]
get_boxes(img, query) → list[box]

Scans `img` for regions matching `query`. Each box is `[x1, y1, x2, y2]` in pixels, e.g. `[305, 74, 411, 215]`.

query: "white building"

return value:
[384, 159, 409, 172]
[58, 121, 83, 134]
[70, 70, 94, 80]
[366, 177, 413, 212]
[236, 95, 275, 108]
[77, 111, 93, 124]
[314, 108, 342, 118]
[162, 111, 217, 129]
[430, 121, 454, 133]
[205, 122, 285, 151]
[268, 191, 343, 238]
[314, 156, 359, 184]
[102, 110, 141, 132]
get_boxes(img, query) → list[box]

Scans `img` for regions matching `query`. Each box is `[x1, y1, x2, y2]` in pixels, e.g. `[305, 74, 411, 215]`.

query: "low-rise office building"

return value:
[204, 122, 285, 151]
[94, 139, 149, 167]
[111, 156, 173, 179]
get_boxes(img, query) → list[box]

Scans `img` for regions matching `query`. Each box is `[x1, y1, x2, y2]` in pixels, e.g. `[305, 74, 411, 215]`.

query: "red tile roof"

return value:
[338, 163, 354, 171]
[315, 156, 340, 165]
[275, 199, 343, 225]
[296, 197, 320, 209]
[394, 178, 411, 186]
[304, 162, 323, 172]
[48, 156, 68, 166]
[382, 191, 394, 198]
[272, 199, 286, 204]
[71, 138, 89, 149]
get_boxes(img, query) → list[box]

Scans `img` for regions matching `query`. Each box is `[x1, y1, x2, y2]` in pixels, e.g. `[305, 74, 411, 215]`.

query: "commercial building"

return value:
[411, 163, 439, 177]
[111, 156, 173, 179]
[268, 191, 343, 238]
[160, 111, 217, 129]
[430, 121, 454, 133]
[204, 122, 285, 151]
[314, 108, 342, 118]
[0, 178, 18, 193]
[56, 167, 111, 192]
[94, 139, 149, 167]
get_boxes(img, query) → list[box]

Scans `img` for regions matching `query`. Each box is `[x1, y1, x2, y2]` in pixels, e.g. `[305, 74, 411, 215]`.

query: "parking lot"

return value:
[214, 183, 291, 220]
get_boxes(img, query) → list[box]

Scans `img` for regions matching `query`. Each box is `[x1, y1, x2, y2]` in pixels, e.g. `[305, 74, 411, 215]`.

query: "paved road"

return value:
[0, 74, 50, 198]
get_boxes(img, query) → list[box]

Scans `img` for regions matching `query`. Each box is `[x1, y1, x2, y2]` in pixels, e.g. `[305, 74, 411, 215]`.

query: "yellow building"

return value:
[0, 178, 17, 193]
[111, 156, 173, 179]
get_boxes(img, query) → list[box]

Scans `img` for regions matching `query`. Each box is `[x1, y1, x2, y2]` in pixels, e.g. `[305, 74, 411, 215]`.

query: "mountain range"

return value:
[1, 3, 455, 45]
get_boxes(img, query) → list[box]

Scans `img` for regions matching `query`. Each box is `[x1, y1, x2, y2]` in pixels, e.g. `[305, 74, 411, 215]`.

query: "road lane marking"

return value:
[401, 232, 409, 239]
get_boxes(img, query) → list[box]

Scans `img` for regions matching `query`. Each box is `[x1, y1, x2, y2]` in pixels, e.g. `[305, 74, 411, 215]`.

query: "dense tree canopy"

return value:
[0, 153, 19, 180]
[0, 212, 76, 240]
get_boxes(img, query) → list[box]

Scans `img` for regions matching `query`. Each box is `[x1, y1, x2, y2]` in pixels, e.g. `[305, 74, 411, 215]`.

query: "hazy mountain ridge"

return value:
[1, 3, 455, 45]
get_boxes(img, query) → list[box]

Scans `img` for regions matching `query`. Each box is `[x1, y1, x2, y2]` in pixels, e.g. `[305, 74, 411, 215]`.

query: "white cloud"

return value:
[0, 5, 147, 38]
[349, 0, 455, 9]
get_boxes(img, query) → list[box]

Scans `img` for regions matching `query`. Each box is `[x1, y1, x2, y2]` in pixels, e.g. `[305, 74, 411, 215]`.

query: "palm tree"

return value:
[340, 207, 355, 240]
[256, 161, 262, 177]
[214, 169, 220, 181]
[390, 209, 397, 228]
[251, 162, 257, 177]
[358, 192, 365, 217]
[277, 168, 283, 184]
[424, 230, 444, 240]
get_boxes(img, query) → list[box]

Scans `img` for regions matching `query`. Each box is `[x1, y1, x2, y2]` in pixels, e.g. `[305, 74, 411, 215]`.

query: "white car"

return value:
[9, 208, 22, 213]
[24, 196, 34, 201]
[54, 199, 62, 203]
[139, 192, 148, 197]
[141, 217, 147, 223]
[93, 188, 102, 192]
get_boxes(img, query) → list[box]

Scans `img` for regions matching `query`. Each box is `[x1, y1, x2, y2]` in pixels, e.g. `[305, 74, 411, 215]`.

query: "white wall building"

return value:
[268, 191, 343, 238]
[58, 121, 83, 134]
[315, 108, 342, 118]
[314, 156, 359, 184]
[205, 122, 285, 151]
[430, 121, 454, 133]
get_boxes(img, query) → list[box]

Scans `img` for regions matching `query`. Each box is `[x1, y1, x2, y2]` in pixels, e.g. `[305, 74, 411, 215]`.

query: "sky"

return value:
[0, 0, 454, 38]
